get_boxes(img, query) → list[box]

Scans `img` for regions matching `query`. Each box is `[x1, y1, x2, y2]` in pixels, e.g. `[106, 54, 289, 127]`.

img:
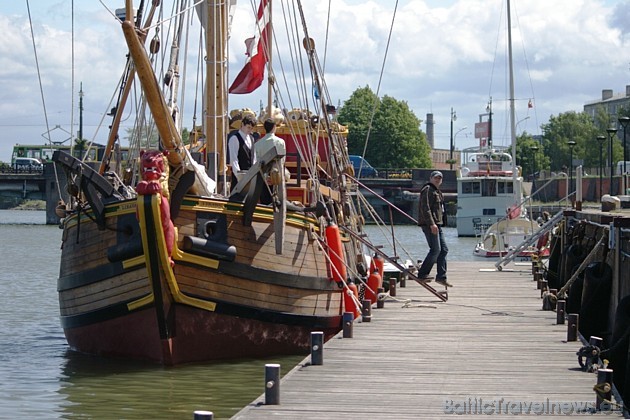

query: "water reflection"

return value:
[58, 350, 304, 419]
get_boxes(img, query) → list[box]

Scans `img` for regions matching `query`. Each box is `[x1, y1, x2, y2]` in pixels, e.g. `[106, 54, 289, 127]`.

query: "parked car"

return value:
[349, 155, 378, 178]
[14, 157, 43, 172]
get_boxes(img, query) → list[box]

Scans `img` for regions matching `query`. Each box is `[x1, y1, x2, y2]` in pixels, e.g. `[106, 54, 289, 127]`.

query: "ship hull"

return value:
[58, 196, 346, 364]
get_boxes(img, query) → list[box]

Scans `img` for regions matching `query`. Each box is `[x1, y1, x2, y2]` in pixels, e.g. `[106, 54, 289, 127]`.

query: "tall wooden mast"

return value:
[206, 0, 229, 195]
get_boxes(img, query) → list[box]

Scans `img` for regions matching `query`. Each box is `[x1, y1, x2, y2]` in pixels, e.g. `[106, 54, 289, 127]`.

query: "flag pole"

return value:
[266, 0, 273, 116]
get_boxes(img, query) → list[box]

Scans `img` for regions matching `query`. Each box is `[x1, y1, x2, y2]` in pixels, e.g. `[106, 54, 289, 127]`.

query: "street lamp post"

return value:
[530, 145, 539, 181]
[449, 108, 457, 170]
[597, 135, 606, 197]
[618, 116, 630, 194]
[567, 140, 576, 200]
[607, 127, 618, 195]
[453, 126, 468, 169]
[516, 116, 530, 133]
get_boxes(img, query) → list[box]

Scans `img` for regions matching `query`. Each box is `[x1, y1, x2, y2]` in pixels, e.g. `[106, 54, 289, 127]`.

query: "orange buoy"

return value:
[366, 269, 382, 304]
[325, 223, 347, 283]
[344, 280, 360, 318]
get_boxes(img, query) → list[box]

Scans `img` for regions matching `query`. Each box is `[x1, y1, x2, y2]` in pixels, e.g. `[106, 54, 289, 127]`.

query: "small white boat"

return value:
[473, 217, 539, 258]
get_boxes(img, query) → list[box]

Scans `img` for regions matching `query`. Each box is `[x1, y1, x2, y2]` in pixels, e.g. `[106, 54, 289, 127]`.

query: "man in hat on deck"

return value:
[416, 170, 451, 287]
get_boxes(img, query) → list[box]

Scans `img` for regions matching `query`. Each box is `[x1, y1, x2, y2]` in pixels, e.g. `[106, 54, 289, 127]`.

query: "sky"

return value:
[2, 0, 630, 162]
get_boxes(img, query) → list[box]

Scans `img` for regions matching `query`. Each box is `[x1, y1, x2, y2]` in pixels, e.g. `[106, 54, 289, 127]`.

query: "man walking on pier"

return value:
[417, 171, 452, 287]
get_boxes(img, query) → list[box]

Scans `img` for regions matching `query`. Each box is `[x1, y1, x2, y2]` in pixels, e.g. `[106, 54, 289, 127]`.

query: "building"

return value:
[426, 112, 461, 170]
[584, 86, 630, 120]
[431, 148, 460, 170]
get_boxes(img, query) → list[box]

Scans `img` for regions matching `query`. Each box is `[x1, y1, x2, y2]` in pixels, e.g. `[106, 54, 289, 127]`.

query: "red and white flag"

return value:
[229, 0, 270, 94]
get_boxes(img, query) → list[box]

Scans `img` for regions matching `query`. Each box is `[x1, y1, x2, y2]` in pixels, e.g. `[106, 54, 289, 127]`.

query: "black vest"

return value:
[233, 132, 252, 171]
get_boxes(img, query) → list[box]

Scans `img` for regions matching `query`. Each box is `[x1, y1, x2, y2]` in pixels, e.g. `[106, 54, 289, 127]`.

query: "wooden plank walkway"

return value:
[233, 261, 621, 419]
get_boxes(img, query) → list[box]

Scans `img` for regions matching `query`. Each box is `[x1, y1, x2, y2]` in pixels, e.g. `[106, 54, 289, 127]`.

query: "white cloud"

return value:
[1, 0, 629, 161]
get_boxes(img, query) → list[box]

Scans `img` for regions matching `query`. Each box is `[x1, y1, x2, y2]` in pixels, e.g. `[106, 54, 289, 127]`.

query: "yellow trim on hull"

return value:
[172, 242, 219, 269]
[127, 293, 154, 311]
[123, 255, 146, 269]
[138, 194, 217, 312]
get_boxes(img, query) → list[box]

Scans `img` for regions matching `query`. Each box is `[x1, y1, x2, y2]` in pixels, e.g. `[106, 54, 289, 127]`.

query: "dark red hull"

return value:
[64, 304, 341, 365]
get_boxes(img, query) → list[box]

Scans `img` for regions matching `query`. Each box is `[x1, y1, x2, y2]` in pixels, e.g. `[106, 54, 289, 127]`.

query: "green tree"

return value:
[181, 127, 190, 145]
[515, 132, 549, 179]
[74, 137, 87, 159]
[542, 111, 623, 171]
[337, 86, 431, 168]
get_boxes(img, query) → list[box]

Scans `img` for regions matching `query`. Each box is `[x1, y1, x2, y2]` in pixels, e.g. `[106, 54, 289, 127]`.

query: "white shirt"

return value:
[228, 128, 256, 173]
[254, 133, 286, 162]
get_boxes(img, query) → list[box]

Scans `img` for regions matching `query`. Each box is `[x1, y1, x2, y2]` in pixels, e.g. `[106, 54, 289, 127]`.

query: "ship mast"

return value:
[206, 0, 229, 195]
[507, 0, 517, 204]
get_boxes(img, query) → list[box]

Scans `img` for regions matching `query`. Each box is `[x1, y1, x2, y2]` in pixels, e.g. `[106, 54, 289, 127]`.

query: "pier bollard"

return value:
[310, 331, 323, 365]
[536, 274, 542, 289]
[589, 336, 603, 371]
[342, 312, 354, 338]
[540, 280, 548, 298]
[567, 313, 579, 342]
[556, 300, 566, 324]
[531, 260, 537, 275]
[595, 368, 613, 410]
[193, 411, 213, 420]
[265, 363, 281, 405]
[389, 278, 397, 297]
[361, 300, 372, 323]
[376, 287, 385, 309]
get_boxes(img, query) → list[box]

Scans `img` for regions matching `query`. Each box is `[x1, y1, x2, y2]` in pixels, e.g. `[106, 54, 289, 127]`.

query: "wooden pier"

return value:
[233, 261, 621, 419]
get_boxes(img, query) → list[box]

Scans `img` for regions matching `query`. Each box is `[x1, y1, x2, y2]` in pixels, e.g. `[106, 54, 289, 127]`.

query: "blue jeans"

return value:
[418, 225, 448, 279]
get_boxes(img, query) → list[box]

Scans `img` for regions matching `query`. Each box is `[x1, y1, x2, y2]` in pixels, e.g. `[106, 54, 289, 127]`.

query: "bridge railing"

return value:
[0, 163, 44, 174]
[371, 168, 413, 180]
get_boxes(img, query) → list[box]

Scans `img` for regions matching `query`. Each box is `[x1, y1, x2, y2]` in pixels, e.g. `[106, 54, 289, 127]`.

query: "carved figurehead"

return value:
[137, 150, 169, 196]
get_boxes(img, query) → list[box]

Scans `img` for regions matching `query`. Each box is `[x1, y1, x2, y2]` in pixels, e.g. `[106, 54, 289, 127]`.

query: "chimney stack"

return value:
[426, 113, 434, 149]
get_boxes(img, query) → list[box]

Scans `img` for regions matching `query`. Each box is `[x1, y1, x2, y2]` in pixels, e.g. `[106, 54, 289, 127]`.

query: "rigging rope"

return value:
[358, 0, 398, 163]
[70, 0, 75, 157]
[25, 0, 64, 200]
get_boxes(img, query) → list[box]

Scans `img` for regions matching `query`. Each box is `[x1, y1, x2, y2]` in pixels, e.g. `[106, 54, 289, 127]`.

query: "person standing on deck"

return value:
[254, 118, 286, 205]
[417, 170, 452, 287]
[228, 114, 257, 192]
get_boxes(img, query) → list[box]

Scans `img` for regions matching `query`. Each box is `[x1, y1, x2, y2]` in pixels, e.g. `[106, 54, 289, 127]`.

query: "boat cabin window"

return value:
[497, 181, 514, 194]
[483, 209, 496, 216]
[461, 181, 480, 194]
[481, 179, 496, 197]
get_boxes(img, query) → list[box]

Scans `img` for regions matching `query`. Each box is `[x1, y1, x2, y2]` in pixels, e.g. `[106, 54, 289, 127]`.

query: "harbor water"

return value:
[0, 210, 477, 419]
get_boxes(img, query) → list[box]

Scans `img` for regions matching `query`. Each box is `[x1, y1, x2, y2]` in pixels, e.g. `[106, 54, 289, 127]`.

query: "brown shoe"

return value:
[436, 279, 453, 287]
[418, 275, 433, 282]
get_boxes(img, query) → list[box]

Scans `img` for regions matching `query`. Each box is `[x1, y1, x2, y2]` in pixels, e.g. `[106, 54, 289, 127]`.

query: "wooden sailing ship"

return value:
[52, 0, 374, 364]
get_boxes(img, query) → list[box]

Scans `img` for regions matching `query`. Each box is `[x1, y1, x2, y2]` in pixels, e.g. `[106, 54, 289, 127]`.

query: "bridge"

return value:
[0, 164, 66, 224]
[359, 168, 457, 224]
[0, 171, 46, 202]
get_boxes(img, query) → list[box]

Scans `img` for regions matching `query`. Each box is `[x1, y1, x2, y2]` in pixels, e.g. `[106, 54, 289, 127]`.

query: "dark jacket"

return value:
[418, 181, 445, 226]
